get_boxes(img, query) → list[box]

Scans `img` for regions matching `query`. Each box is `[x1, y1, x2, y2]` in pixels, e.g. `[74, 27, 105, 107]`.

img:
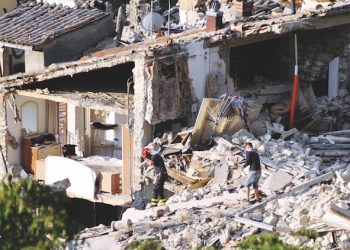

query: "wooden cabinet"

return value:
[22, 134, 61, 174]
[99, 172, 120, 194]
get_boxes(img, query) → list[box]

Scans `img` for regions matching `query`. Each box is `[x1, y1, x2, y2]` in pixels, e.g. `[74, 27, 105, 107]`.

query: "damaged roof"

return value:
[0, 2, 110, 49]
[2, 1, 350, 88]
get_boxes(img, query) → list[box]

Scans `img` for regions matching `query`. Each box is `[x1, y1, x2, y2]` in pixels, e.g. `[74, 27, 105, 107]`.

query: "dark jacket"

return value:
[243, 150, 261, 171]
[151, 154, 166, 174]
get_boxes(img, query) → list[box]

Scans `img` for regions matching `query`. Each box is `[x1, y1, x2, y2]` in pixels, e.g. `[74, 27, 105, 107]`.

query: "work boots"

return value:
[150, 198, 167, 207]
[151, 198, 158, 207]
[159, 198, 166, 206]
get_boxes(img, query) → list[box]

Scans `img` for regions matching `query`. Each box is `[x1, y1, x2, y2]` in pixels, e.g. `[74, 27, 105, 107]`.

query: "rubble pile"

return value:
[303, 95, 350, 133]
[111, 169, 350, 249]
[245, 178, 350, 249]
[109, 124, 350, 249]
[72, 95, 350, 248]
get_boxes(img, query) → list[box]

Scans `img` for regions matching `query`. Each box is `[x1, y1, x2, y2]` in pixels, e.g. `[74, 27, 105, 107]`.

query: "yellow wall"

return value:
[0, 0, 17, 16]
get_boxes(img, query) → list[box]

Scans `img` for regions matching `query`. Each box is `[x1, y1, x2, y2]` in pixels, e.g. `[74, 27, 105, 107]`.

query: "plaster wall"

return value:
[106, 112, 127, 159]
[25, 51, 45, 73]
[7, 95, 47, 165]
[42, 16, 115, 66]
[0, 0, 16, 16]
[186, 40, 227, 101]
[132, 57, 153, 190]
[0, 93, 7, 177]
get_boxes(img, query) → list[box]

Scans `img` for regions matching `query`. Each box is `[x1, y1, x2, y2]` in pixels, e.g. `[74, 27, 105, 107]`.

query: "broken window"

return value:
[21, 62, 135, 93]
[154, 118, 187, 138]
[230, 36, 291, 87]
[12, 48, 25, 74]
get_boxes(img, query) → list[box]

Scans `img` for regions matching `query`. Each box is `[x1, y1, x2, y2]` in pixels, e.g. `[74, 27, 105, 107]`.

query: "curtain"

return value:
[47, 101, 58, 135]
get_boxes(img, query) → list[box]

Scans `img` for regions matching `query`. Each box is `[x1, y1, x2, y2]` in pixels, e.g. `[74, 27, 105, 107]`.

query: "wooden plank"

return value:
[331, 204, 350, 219]
[323, 209, 350, 231]
[122, 125, 134, 195]
[191, 98, 261, 148]
[322, 129, 350, 136]
[166, 167, 196, 185]
[189, 177, 212, 190]
[310, 144, 350, 150]
[234, 216, 275, 231]
[312, 150, 350, 157]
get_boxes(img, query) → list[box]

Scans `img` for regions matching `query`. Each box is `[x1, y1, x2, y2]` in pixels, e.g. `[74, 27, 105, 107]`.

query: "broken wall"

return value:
[0, 93, 7, 177]
[298, 26, 350, 96]
[66, 104, 85, 155]
[186, 40, 228, 101]
[145, 57, 193, 125]
[132, 57, 153, 190]
[6, 95, 47, 165]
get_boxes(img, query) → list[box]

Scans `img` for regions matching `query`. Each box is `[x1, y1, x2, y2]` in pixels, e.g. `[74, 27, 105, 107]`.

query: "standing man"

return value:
[146, 143, 168, 207]
[242, 142, 262, 202]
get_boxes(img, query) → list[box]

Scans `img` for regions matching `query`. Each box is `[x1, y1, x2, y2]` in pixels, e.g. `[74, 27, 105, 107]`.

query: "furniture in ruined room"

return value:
[91, 123, 117, 157]
[99, 171, 121, 194]
[35, 159, 45, 180]
[79, 156, 122, 195]
[22, 133, 61, 174]
[44, 156, 122, 196]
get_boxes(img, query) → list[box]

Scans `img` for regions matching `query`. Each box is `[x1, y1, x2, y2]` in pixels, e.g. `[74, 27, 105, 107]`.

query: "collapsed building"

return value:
[0, 0, 350, 246]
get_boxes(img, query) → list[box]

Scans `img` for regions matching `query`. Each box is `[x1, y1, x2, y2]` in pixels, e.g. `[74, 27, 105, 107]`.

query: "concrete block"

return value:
[299, 215, 309, 226]
[275, 219, 291, 232]
[263, 215, 279, 225]
[262, 170, 293, 192]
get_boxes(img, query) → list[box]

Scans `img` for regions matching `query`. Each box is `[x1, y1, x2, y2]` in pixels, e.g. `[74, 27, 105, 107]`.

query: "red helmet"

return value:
[141, 147, 151, 158]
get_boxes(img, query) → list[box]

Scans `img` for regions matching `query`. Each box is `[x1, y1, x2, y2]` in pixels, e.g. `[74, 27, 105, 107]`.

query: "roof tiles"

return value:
[0, 3, 109, 48]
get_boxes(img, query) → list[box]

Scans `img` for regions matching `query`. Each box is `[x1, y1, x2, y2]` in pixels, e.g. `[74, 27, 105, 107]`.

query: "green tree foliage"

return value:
[238, 233, 300, 250]
[294, 228, 319, 240]
[128, 239, 165, 250]
[0, 175, 82, 250]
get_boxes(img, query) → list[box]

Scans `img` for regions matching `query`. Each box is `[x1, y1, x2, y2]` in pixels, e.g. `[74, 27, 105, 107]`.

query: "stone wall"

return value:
[338, 45, 350, 96]
[131, 56, 151, 190]
[298, 26, 350, 95]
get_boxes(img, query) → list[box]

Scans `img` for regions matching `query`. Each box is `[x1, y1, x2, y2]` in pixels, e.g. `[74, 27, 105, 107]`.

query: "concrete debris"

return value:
[261, 170, 293, 194]
[302, 95, 350, 133]
[78, 120, 350, 248]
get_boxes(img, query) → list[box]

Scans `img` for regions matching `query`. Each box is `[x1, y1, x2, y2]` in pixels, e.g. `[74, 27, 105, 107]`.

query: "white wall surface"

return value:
[186, 40, 226, 101]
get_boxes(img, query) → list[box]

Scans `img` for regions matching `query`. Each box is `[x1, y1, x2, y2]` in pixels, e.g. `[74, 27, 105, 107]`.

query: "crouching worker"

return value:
[145, 144, 168, 207]
[243, 142, 262, 202]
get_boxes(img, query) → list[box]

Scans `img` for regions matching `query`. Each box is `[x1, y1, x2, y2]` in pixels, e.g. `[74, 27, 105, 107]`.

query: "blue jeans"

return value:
[245, 170, 261, 188]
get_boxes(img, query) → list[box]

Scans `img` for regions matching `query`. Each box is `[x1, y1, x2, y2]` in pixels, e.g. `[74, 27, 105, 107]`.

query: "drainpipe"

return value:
[291, 0, 296, 14]
[289, 1, 298, 129]
[168, 0, 170, 36]
[127, 77, 134, 197]
[289, 34, 299, 129]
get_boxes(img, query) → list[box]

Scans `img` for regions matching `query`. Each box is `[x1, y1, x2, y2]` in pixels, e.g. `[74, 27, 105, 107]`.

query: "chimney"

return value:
[206, 0, 223, 32]
[234, 0, 254, 18]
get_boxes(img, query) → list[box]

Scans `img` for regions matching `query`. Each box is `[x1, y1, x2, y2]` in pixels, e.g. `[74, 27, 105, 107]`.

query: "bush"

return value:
[294, 228, 319, 240]
[0, 175, 82, 250]
[128, 239, 165, 250]
[238, 232, 300, 250]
